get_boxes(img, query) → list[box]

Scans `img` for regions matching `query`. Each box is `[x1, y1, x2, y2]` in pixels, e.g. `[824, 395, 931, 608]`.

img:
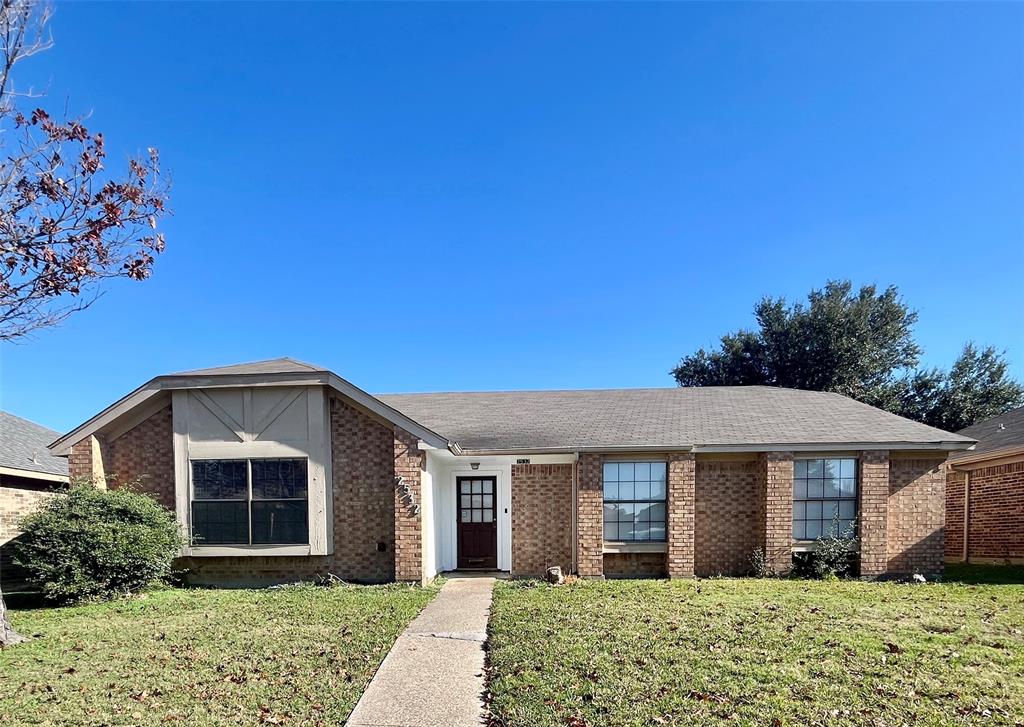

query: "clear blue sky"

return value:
[2, 2, 1022, 433]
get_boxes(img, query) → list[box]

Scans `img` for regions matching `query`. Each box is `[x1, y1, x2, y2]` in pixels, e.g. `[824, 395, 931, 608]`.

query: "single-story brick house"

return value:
[946, 406, 1024, 565]
[1, 411, 69, 592]
[47, 358, 975, 584]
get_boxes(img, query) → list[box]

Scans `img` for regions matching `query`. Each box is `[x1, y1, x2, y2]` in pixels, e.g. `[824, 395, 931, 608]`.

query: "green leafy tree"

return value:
[671, 280, 1023, 430]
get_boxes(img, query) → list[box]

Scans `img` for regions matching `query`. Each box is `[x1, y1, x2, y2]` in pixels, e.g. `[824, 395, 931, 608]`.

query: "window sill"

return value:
[791, 540, 859, 554]
[603, 541, 668, 554]
[184, 545, 312, 558]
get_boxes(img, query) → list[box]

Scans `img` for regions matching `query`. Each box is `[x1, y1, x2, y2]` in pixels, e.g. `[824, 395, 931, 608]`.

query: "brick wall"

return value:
[667, 453, 695, 578]
[68, 438, 95, 481]
[1, 478, 64, 592]
[109, 407, 175, 509]
[603, 552, 666, 577]
[511, 463, 573, 577]
[68, 408, 174, 510]
[393, 427, 425, 583]
[0, 481, 60, 544]
[859, 451, 890, 578]
[758, 452, 794, 575]
[576, 453, 604, 577]
[948, 460, 1024, 564]
[887, 457, 946, 576]
[328, 396, 396, 581]
[694, 457, 759, 576]
[946, 469, 966, 560]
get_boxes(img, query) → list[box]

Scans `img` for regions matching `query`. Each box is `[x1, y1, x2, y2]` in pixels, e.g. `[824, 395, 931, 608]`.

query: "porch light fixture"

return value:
[470, 462, 480, 470]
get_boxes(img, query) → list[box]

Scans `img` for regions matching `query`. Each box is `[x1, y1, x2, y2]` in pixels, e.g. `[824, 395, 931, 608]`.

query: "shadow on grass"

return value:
[944, 562, 1024, 585]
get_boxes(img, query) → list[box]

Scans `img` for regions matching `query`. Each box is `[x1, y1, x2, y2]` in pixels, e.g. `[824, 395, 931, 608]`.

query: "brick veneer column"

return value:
[758, 451, 794, 575]
[576, 453, 604, 578]
[393, 427, 424, 584]
[667, 452, 696, 578]
[68, 435, 112, 487]
[859, 450, 890, 578]
[511, 464, 573, 577]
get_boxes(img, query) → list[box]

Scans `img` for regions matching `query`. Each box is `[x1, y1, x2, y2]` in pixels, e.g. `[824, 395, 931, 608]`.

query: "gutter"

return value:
[949, 444, 1024, 469]
[453, 440, 974, 457]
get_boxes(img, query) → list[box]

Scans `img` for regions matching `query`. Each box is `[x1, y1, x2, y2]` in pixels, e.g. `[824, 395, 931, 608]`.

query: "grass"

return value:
[1, 582, 438, 725]
[487, 570, 1024, 726]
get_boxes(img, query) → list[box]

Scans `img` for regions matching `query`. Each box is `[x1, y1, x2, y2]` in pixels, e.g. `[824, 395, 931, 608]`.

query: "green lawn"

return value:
[487, 571, 1024, 726]
[1, 583, 438, 725]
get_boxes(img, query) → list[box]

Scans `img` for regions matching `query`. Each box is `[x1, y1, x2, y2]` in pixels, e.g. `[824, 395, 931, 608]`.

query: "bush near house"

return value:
[488, 573, 1024, 726]
[14, 483, 183, 603]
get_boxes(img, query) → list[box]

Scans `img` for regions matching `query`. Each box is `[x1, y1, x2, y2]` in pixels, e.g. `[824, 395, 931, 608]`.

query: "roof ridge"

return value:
[377, 384, 812, 397]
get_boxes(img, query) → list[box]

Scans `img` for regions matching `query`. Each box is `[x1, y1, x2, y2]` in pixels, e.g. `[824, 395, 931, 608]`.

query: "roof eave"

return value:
[50, 370, 453, 456]
[0, 465, 69, 483]
[950, 443, 1024, 468]
[452, 440, 975, 457]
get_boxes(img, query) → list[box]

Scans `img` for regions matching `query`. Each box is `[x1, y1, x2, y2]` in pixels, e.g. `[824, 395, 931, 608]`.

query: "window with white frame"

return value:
[191, 458, 309, 545]
[603, 461, 667, 542]
[792, 458, 857, 540]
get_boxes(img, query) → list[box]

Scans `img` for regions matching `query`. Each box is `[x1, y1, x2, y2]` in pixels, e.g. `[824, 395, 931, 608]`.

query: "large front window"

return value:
[191, 458, 309, 545]
[793, 457, 857, 540]
[603, 461, 667, 542]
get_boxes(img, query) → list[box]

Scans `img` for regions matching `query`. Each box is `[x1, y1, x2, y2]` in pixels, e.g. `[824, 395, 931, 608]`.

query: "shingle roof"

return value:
[377, 386, 975, 452]
[950, 406, 1024, 461]
[1, 411, 69, 478]
[171, 357, 326, 377]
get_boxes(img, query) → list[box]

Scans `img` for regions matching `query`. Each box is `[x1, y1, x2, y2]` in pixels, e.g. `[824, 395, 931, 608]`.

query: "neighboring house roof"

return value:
[1, 411, 69, 481]
[48, 357, 975, 457]
[378, 386, 976, 453]
[949, 406, 1024, 464]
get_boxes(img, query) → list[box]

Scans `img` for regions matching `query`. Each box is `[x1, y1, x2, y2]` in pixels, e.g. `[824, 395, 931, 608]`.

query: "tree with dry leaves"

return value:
[0, 0, 170, 646]
[0, 0, 169, 341]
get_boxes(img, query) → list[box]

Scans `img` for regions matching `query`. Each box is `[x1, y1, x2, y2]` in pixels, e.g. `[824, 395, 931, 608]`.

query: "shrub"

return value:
[750, 547, 772, 578]
[15, 482, 184, 603]
[791, 515, 858, 579]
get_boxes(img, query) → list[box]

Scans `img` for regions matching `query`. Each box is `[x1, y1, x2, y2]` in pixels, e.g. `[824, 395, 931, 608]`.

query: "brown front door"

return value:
[456, 476, 497, 570]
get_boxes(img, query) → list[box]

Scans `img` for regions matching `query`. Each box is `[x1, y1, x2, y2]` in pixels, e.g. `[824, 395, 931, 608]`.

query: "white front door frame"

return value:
[424, 451, 513, 574]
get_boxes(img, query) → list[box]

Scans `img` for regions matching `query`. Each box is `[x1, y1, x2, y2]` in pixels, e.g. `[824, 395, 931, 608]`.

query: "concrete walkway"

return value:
[346, 575, 495, 726]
